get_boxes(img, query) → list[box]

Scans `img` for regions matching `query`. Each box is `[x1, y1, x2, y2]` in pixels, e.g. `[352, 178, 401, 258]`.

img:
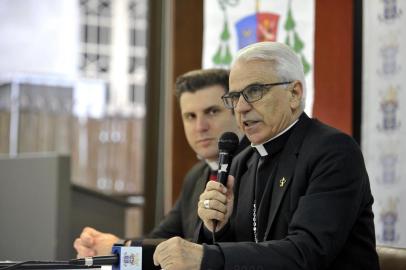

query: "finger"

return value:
[153, 242, 176, 268]
[153, 242, 162, 266]
[198, 207, 226, 222]
[73, 238, 86, 252]
[202, 217, 224, 232]
[74, 239, 96, 257]
[198, 198, 226, 212]
[83, 226, 101, 237]
[199, 190, 227, 204]
[202, 220, 216, 232]
[80, 228, 98, 245]
[209, 199, 227, 213]
[157, 238, 182, 269]
[153, 240, 169, 266]
[161, 261, 175, 270]
[198, 199, 227, 213]
[205, 180, 227, 193]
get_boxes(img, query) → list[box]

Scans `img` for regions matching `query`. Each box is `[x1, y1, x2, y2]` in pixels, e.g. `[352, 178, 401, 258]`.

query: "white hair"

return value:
[233, 42, 307, 109]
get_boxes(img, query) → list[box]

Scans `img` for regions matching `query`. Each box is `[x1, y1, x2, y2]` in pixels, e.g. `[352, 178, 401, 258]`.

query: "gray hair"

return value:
[233, 42, 306, 109]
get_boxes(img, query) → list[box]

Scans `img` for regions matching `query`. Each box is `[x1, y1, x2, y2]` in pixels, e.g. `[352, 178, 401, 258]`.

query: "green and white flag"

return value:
[203, 0, 315, 115]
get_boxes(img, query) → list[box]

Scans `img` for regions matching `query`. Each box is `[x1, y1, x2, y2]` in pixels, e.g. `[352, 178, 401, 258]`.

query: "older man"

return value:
[153, 42, 379, 270]
[73, 68, 247, 257]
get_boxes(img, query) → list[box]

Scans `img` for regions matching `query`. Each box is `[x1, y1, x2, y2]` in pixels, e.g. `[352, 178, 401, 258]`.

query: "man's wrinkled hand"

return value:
[73, 227, 119, 258]
[197, 175, 235, 231]
[153, 237, 203, 270]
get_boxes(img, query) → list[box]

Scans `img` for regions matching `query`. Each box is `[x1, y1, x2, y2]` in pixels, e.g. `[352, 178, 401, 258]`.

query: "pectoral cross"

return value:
[279, 177, 287, 187]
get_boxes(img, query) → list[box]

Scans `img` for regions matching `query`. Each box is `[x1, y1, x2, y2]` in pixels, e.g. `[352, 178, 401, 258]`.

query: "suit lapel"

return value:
[264, 113, 312, 239]
[195, 165, 209, 198]
[235, 151, 257, 236]
[192, 165, 210, 242]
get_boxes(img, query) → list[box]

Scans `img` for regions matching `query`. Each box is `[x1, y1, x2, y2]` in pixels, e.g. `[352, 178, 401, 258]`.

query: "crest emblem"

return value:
[379, 152, 399, 185]
[378, 0, 402, 22]
[378, 42, 400, 76]
[377, 85, 401, 131]
[210, 0, 311, 75]
[378, 198, 400, 243]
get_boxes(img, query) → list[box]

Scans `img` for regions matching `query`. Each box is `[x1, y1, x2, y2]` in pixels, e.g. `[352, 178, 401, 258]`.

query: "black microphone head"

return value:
[218, 132, 239, 154]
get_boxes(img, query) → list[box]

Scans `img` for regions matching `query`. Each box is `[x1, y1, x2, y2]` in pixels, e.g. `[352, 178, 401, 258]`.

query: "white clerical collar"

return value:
[196, 154, 219, 170]
[206, 160, 219, 171]
[251, 119, 299, 157]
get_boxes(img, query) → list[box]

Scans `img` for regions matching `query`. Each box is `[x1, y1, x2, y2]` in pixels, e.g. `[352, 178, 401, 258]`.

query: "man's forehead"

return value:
[180, 89, 224, 112]
[230, 60, 277, 90]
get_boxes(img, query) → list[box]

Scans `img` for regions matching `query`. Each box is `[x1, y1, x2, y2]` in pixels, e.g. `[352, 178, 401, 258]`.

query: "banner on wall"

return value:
[362, 0, 405, 247]
[203, 0, 315, 115]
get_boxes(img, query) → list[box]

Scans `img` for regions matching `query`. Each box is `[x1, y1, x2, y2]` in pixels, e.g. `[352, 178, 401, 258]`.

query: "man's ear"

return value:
[290, 81, 303, 110]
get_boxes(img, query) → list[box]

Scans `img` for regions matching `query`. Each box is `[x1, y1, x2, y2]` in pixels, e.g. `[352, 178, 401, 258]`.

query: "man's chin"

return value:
[196, 148, 217, 161]
[247, 134, 267, 145]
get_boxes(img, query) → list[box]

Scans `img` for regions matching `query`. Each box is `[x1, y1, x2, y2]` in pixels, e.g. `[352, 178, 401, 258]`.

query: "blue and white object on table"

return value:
[112, 246, 142, 270]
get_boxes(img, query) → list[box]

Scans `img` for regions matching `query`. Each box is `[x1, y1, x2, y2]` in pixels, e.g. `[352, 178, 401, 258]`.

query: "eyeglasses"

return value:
[221, 81, 293, 109]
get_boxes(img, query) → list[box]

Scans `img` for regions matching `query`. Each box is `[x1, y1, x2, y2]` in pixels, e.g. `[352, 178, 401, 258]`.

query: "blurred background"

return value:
[0, 0, 405, 260]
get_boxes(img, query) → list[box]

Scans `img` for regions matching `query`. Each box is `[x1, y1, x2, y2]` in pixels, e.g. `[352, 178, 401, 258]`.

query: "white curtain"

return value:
[362, 0, 406, 248]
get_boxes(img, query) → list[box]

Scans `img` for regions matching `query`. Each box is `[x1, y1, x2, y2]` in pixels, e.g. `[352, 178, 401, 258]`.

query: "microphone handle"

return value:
[217, 152, 232, 186]
[69, 255, 119, 266]
[212, 152, 233, 243]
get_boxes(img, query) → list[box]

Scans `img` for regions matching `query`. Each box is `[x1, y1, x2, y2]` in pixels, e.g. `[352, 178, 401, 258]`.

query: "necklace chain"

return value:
[253, 199, 258, 243]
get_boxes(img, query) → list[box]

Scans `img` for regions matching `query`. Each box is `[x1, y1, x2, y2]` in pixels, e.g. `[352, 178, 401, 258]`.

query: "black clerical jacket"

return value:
[199, 113, 379, 270]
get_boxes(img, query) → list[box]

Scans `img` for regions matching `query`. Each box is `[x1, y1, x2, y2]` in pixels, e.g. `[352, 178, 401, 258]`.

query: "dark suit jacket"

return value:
[148, 161, 209, 240]
[201, 114, 379, 270]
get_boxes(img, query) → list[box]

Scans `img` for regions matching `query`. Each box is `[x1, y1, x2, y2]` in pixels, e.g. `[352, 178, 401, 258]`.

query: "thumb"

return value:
[153, 242, 163, 266]
[81, 227, 100, 244]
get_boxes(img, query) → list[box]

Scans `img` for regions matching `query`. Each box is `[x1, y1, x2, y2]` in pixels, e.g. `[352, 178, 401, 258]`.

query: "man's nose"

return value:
[234, 95, 251, 113]
[196, 116, 209, 132]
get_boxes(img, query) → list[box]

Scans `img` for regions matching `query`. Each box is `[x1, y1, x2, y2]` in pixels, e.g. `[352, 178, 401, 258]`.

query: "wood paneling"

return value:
[313, 0, 354, 135]
[171, 0, 204, 202]
[144, 0, 165, 232]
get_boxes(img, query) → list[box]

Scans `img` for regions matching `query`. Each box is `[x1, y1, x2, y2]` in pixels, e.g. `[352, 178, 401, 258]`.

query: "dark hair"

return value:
[175, 68, 229, 100]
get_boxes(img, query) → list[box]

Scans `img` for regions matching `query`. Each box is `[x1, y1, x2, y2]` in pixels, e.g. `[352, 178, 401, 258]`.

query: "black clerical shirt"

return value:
[252, 126, 293, 242]
[200, 122, 298, 270]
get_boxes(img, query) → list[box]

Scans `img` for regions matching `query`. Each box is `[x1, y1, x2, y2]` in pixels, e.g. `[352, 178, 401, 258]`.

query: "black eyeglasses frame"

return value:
[221, 81, 293, 109]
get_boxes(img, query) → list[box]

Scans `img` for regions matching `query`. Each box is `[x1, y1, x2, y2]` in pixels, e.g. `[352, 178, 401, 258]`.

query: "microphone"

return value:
[69, 245, 143, 270]
[211, 132, 239, 242]
[69, 255, 118, 267]
[217, 132, 239, 186]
